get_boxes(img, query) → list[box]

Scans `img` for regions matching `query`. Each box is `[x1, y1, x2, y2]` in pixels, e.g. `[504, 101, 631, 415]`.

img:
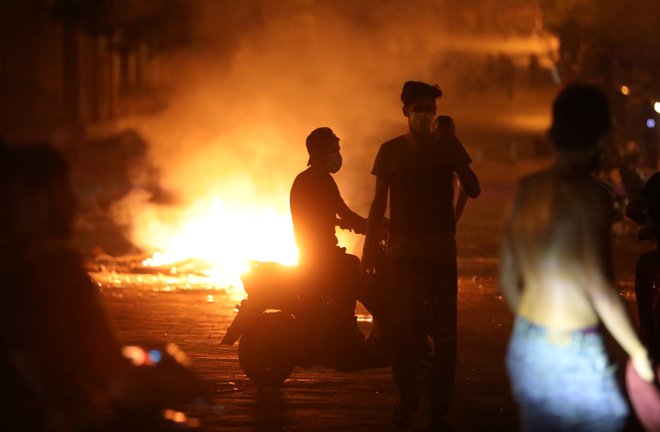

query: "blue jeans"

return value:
[506, 317, 629, 432]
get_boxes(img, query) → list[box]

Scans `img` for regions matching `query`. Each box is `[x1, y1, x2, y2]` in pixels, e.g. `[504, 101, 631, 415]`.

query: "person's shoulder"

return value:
[576, 176, 613, 206]
[517, 170, 549, 191]
[562, 176, 616, 228]
[379, 135, 406, 151]
[292, 167, 333, 188]
[434, 133, 461, 147]
[292, 167, 314, 185]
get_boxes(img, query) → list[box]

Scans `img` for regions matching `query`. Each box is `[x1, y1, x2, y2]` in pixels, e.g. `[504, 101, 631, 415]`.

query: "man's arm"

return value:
[454, 175, 468, 222]
[337, 197, 367, 234]
[361, 176, 388, 272]
[582, 188, 654, 381]
[455, 163, 480, 198]
[499, 185, 523, 312]
[499, 224, 522, 313]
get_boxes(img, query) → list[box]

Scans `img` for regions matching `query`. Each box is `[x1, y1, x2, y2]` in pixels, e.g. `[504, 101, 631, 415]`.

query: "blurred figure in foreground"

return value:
[0, 144, 128, 431]
[362, 81, 480, 429]
[500, 83, 654, 431]
[290, 127, 367, 334]
[633, 173, 660, 361]
[433, 116, 469, 224]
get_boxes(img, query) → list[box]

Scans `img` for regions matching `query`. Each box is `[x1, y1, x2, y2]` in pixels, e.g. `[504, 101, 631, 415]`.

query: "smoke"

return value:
[117, 1, 554, 258]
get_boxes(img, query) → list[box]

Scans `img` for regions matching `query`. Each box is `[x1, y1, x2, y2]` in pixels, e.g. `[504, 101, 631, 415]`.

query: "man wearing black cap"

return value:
[362, 81, 480, 429]
[290, 127, 367, 328]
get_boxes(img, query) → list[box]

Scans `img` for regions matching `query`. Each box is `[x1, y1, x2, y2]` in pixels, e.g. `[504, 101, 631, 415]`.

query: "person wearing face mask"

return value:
[290, 127, 367, 338]
[362, 81, 480, 429]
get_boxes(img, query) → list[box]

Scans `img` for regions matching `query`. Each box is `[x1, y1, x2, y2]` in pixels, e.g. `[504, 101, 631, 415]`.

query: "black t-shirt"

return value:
[290, 167, 342, 260]
[372, 133, 471, 239]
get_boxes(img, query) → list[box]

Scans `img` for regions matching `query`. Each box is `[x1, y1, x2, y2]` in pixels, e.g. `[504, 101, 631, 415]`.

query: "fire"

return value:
[134, 194, 299, 290]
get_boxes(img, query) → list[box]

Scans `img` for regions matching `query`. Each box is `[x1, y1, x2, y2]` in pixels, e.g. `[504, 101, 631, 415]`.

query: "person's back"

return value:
[290, 165, 342, 263]
[500, 83, 654, 431]
[508, 170, 610, 330]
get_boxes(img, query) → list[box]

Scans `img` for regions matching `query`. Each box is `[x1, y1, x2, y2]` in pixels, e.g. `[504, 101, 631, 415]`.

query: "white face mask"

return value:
[327, 152, 342, 173]
[409, 112, 434, 132]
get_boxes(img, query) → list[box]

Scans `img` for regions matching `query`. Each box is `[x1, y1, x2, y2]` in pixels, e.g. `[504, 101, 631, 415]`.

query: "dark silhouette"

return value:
[500, 83, 654, 431]
[220, 128, 389, 385]
[0, 144, 128, 431]
[362, 81, 480, 429]
[220, 228, 391, 386]
[634, 173, 660, 361]
[290, 127, 367, 326]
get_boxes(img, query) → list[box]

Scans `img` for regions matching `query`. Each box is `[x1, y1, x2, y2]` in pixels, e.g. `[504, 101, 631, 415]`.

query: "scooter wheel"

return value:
[238, 311, 296, 386]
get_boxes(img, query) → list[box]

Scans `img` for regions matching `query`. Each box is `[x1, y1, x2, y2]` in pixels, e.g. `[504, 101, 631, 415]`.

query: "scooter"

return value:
[220, 242, 389, 387]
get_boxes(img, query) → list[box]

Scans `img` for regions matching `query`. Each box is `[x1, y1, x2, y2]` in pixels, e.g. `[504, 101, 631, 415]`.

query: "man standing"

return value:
[290, 127, 366, 324]
[362, 81, 480, 429]
[500, 83, 654, 430]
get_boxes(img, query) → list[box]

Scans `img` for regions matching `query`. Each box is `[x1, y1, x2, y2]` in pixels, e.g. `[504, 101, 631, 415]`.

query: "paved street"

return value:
[93, 156, 653, 431]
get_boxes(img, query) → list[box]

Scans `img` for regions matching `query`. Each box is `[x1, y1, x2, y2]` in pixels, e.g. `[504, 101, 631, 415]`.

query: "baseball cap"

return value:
[306, 127, 339, 165]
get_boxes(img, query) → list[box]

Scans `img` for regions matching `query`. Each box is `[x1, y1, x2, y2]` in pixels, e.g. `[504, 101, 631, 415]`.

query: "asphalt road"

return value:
[93, 155, 654, 431]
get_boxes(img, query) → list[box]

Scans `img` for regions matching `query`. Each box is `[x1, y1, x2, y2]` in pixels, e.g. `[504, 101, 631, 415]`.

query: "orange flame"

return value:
[134, 194, 298, 290]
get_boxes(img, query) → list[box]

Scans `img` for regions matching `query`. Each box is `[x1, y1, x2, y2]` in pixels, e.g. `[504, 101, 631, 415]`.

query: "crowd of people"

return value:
[290, 81, 658, 431]
[1, 80, 658, 431]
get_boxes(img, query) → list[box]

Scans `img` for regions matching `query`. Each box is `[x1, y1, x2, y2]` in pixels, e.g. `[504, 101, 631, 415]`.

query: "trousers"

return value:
[386, 254, 458, 414]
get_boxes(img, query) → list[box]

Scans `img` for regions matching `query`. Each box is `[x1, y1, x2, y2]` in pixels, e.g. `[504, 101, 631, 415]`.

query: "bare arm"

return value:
[499, 224, 522, 313]
[583, 190, 654, 381]
[455, 163, 480, 198]
[337, 197, 367, 234]
[499, 186, 523, 312]
[454, 175, 468, 223]
[361, 176, 388, 272]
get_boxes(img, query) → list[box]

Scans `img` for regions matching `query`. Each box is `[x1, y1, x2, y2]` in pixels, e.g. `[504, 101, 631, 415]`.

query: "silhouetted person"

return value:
[500, 83, 654, 431]
[362, 81, 480, 429]
[634, 173, 660, 361]
[290, 127, 367, 332]
[0, 144, 128, 431]
[433, 116, 469, 224]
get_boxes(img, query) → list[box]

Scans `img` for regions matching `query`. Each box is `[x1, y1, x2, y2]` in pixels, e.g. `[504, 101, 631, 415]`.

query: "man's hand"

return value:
[336, 217, 367, 235]
[360, 248, 376, 275]
[632, 349, 655, 382]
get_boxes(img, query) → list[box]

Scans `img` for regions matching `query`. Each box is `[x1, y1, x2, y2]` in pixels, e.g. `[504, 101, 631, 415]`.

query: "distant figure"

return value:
[634, 173, 660, 361]
[500, 83, 654, 431]
[496, 53, 515, 99]
[434, 116, 469, 224]
[527, 54, 542, 88]
[0, 144, 128, 431]
[362, 81, 480, 429]
[290, 127, 367, 328]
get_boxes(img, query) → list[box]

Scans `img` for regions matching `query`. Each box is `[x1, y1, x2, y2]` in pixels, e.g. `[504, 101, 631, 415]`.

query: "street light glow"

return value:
[654, 101, 660, 114]
[621, 85, 630, 95]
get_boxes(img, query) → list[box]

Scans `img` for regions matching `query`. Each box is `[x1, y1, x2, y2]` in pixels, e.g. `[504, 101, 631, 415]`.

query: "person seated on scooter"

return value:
[0, 144, 130, 431]
[290, 127, 367, 331]
[634, 172, 660, 361]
